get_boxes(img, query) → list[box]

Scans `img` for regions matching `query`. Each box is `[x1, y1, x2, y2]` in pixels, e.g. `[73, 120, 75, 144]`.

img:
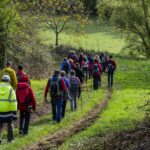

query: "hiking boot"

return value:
[19, 130, 23, 135]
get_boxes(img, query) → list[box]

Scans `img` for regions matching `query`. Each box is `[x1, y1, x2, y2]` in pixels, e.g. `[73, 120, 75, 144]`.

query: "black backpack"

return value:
[49, 78, 62, 97]
[108, 63, 113, 72]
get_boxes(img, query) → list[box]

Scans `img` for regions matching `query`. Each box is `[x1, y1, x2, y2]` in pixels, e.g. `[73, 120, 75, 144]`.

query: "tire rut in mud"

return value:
[25, 89, 112, 150]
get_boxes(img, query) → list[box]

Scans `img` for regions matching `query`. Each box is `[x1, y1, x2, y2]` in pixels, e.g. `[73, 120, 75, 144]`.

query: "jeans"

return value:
[0, 121, 13, 142]
[70, 92, 77, 111]
[19, 111, 31, 135]
[51, 98, 63, 123]
[108, 71, 114, 87]
[102, 63, 106, 72]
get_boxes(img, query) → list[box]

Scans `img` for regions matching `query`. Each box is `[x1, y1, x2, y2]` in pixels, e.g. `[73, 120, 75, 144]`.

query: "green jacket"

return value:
[0, 82, 17, 122]
[0, 68, 17, 90]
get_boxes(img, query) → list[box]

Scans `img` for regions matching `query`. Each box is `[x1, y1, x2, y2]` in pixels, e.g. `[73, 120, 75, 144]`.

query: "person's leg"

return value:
[93, 78, 96, 90]
[0, 123, 3, 143]
[62, 100, 67, 118]
[74, 94, 77, 109]
[111, 71, 114, 87]
[23, 111, 31, 135]
[108, 72, 111, 87]
[96, 79, 98, 90]
[70, 93, 74, 111]
[51, 99, 57, 121]
[85, 67, 88, 81]
[19, 111, 24, 134]
[56, 99, 63, 123]
[7, 121, 13, 142]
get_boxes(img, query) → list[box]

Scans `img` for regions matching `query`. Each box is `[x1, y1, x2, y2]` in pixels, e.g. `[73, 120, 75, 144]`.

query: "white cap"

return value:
[2, 75, 10, 82]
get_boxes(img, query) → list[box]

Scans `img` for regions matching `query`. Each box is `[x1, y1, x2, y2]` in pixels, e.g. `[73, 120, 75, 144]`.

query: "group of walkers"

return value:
[0, 50, 116, 144]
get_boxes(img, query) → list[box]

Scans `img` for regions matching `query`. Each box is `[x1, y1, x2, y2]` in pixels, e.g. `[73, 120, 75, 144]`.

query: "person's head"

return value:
[76, 63, 80, 69]
[80, 53, 83, 57]
[109, 55, 113, 59]
[70, 70, 76, 76]
[54, 69, 60, 76]
[63, 58, 67, 62]
[18, 65, 23, 71]
[2, 75, 10, 82]
[60, 71, 66, 77]
[6, 61, 12, 68]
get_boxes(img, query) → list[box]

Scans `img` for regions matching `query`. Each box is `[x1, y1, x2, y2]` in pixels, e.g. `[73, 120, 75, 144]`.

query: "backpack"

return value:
[102, 56, 106, 63]
[92, 64, 100, 78]
[49, 78, 62, 97]
[70, 77, 78, 93]
[17, 84, 30, 105]
[108, 63, 113, 72]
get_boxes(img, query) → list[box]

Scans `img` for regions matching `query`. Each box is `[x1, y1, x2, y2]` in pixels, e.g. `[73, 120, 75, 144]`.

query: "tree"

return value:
[97, 0, 150, 57]
[23, 0, 87, 47]
[0, 0, 20, 69]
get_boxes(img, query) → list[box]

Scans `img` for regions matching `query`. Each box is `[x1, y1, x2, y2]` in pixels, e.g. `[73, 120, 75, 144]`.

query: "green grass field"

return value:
[59, 58, 150, 149]
[38, 20, 125, 53]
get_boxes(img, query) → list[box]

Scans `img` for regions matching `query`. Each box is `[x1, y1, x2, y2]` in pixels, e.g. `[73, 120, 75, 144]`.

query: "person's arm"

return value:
[29, 88, 36, 111]
[61, 62, 64, 70]
[9, 89, 17, 120]
[44, 79, 50, 103]
[66, 79, 71, 90]
[12, 70, 17, 90]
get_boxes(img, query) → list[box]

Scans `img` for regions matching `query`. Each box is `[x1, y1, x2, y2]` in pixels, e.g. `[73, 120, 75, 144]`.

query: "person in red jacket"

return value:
[44, 69, 66, 123]
[106, 55, 116, 87]
[16, 65, 30, 85]
[16, 76, 36, 135]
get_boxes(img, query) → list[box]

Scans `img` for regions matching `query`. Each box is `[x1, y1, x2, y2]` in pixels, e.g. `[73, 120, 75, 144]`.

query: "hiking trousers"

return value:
[19, 111, 31, 135]
[62, 100, 67, 118]
[93, 78, 99, 90]
[51, 98, 63, 123]
[70, 92, 77, 111]
[108, 71, 114, 87]
[0, 121, 13, 142]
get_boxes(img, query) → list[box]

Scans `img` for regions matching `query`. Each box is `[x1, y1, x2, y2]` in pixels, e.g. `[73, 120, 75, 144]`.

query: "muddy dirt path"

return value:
[25, 89, 113, 150]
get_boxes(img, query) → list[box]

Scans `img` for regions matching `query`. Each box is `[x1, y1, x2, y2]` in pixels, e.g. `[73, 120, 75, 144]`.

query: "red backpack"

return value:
[17, 83, 30, 105]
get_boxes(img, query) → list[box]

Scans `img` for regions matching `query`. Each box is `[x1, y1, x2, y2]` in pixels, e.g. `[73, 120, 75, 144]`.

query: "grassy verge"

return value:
[0, 80, 105, 150]
[59, 57, 149, 150]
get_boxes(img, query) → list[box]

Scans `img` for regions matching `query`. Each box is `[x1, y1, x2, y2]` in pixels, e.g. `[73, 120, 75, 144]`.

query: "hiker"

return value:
[16, 75, 36, 135]
[61, 58, 71, 75]
[0, 61, 17, 90]
[44, 69, 66, 123]
[87, 54, 94, 79]
[69, 70, 81, 111]
[100, 52, 107, 73]
[60, 71, 71, 118]
[92, 64, 101, 90]
[75, 63, 85, 84]
[0, 75, 17, 143]
[16, 65, 30, 85]
[68, 51, 78, 64]
[78, 53, 84, 68]
[82, 55, 89, 81]
[106, 55, 116, 87]
[68, 59, 76, 70]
